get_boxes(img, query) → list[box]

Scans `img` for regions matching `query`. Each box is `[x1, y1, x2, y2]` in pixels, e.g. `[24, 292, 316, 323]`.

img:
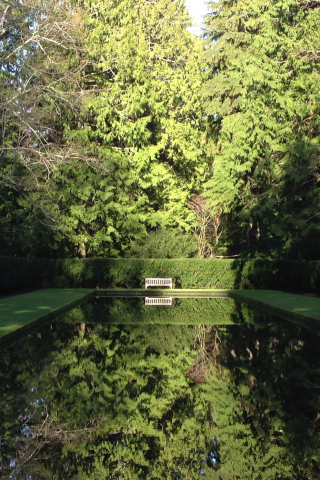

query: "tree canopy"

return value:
[203, 0, 320, 258]
[1, 0, 320, 258]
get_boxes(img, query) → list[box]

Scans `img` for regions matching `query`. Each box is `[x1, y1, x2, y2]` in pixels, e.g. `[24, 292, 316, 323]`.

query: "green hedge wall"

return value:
[52, 258, 236, 289]
[234, 259, 320, 293]
[0, 256, 54, 293]
[1, 256, 320, 293]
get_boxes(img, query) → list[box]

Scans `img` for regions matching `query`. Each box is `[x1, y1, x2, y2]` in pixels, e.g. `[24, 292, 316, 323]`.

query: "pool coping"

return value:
[1, 288, 320, 348]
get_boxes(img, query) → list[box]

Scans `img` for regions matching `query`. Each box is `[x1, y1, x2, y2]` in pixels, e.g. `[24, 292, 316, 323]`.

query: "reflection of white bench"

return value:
[145, 278, 173, 289]
[145, 297, 173, 305]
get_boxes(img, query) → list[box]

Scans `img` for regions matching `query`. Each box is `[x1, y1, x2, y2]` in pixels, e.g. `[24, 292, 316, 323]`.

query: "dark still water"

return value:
[1, 298, 320, 479]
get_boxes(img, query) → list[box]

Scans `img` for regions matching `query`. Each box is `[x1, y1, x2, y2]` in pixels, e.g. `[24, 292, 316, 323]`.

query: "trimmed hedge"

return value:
[0, 256, 54, 293]
[52, 258, 236, 290]
[234, 259, 320, 293]
[1, 256, 320, 293]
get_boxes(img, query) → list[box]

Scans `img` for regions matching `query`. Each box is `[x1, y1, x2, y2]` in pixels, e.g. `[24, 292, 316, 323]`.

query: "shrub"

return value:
[125, 229, 198, 259]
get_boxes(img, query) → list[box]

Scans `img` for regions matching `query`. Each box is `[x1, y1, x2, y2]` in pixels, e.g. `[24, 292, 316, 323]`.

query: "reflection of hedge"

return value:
[1, 256, 320, 293]
[61, 297, 238, 325]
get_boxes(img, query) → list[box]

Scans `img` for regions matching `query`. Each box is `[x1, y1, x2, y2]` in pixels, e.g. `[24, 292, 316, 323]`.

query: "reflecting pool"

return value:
[1, 298, 320, 479]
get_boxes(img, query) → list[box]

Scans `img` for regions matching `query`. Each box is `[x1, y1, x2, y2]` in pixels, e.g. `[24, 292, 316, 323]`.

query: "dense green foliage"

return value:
[125, 229, 198, 259]
[1, 0, 320, 262]
[203, 0, 320, 258]
[0, 0, 85, 255]
[68, 0, 206, 255]
[0, 0, 208, 259]
[1, 0, 320, 260]
[63, 297, 237, 325]
[52, 258, 236, 289]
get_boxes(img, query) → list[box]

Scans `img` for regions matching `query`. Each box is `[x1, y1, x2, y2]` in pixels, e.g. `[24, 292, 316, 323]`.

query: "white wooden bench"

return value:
[145, 297, 173, 306]
[145, 277, 173, 289]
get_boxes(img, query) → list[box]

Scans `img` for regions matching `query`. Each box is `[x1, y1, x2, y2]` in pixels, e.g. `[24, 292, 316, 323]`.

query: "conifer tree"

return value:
[0, 0, 207, 258]
[56, 0, 207, 256]
[203, 0, 320, 258]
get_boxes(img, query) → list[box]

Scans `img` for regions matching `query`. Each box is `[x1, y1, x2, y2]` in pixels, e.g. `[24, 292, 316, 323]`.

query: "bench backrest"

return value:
[145, 297, 173, 305]
[145, 277, 173, 288]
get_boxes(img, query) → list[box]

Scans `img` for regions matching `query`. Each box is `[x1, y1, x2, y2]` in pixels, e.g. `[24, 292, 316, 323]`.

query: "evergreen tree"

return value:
[55, 0, 207, 257]
[0, 0, 208, 258]
[203, 0, 320, 258]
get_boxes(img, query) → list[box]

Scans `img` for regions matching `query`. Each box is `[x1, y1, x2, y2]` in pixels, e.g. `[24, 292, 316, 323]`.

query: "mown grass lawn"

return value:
[0, 289, 94, 339]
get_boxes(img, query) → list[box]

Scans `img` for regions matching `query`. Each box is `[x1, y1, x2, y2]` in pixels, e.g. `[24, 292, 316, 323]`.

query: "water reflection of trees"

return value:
[217, 305, 320, 479]
[187, 326, 221, 384]
[1, 305, 320, 479]
[0, 323, 215, 479]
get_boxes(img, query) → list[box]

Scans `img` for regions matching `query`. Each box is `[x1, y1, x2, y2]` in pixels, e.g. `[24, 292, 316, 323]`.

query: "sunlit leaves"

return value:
[203, 0, 320, 258]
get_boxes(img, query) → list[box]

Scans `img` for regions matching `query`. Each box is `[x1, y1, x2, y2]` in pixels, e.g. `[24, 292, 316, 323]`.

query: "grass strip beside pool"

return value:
[229, 290, 320, 330]
[0, 289, 94, 347]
